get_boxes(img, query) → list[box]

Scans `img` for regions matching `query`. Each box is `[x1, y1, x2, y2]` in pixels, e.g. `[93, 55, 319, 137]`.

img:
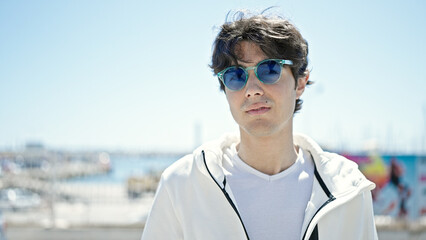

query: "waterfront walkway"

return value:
[3, 183, 426, 240]
[4, 183, 154, 228]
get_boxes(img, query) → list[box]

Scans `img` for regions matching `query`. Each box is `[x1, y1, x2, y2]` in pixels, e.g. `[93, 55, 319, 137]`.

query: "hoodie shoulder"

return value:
[320, 151, 361, 178]
[318, 150, 375, 195]
[161, 154, 195, 181]
[294, 133, 375, 195]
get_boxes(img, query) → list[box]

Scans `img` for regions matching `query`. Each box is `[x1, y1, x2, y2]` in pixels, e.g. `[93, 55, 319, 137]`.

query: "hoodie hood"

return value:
[294, 133, 375, 197]
[193, 132, 375, 197]
[193, 133, 238, 189]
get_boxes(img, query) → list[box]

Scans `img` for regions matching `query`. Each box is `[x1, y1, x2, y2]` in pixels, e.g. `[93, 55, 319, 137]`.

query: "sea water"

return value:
[66, 155, 179, 184]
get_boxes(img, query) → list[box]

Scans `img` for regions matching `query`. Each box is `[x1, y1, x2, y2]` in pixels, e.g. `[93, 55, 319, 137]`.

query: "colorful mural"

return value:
[344, 153, 423, 219]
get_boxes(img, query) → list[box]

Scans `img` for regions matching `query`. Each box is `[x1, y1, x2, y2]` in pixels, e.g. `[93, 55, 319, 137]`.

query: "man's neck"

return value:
[237, 128, 298, 176]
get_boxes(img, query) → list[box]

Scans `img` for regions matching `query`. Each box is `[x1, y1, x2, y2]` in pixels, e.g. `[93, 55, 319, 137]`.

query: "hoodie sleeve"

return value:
[141, 175, 183, 240]
[362, 190, 379, 240]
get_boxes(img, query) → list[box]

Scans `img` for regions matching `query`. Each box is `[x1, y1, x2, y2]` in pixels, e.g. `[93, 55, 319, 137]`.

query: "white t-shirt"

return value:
[223, 143, 314, 240]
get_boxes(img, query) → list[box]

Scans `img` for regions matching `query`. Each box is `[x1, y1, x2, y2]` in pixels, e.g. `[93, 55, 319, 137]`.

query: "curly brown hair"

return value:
[210, 10, 313, 113]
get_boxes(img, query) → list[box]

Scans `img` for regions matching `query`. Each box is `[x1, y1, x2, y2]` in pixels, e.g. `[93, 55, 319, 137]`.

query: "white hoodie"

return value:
[142, 133, 378, 240]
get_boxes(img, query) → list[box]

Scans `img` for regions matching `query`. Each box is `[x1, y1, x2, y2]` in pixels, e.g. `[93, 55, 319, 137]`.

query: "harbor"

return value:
[1, 144, 426, 239]
[0, 145, 178, 240]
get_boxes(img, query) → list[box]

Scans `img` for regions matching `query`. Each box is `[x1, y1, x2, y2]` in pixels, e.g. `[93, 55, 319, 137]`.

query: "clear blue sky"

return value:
[1, 0, 425, 153]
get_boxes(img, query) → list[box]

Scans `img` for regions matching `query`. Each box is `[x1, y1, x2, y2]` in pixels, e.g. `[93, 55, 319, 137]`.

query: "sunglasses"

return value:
[217, 59, 293, 91]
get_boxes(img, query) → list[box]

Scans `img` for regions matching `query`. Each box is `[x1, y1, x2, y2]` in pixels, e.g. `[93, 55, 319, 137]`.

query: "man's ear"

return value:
[296, 72, 310, 99]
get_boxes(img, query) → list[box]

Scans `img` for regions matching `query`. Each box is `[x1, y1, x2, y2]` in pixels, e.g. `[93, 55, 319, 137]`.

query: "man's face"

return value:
[225, 41, 307, 138]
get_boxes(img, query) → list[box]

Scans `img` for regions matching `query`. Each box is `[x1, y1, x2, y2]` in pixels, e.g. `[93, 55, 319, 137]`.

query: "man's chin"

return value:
[240, 123, 278, 138]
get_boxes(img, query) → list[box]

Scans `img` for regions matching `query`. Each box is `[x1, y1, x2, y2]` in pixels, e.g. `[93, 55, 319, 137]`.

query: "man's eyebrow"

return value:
[236, 59, 252, 66]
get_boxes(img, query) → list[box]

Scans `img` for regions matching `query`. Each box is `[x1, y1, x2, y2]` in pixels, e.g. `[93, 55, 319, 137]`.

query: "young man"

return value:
[142, 12, 378, 240]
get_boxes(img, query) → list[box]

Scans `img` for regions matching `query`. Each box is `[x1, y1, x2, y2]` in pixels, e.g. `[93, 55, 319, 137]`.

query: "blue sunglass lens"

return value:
[223, 67, 247, 91]
[257, 60, 281, 84]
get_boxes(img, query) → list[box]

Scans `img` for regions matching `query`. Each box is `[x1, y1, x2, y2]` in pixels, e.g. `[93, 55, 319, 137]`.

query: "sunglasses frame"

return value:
[217, 59, 293, 91]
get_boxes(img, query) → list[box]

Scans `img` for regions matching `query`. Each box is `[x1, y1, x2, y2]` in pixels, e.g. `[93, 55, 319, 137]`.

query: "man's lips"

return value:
[245, 103, 271, 115]
[247, 107, 270, 115]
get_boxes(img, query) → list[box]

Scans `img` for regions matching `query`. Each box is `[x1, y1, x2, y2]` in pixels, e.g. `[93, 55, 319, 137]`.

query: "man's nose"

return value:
[245, 69, 264, 98]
